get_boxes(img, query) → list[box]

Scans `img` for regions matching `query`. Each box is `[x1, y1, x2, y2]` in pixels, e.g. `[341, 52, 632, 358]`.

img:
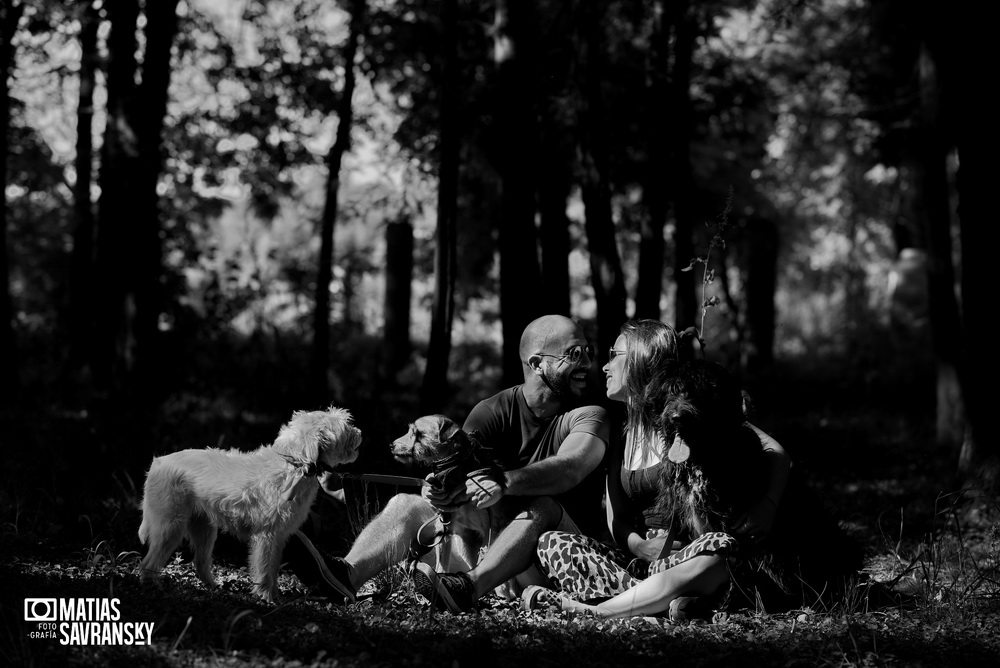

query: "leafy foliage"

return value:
[2, 0, 991, 658]
[2, 397, 999, 667]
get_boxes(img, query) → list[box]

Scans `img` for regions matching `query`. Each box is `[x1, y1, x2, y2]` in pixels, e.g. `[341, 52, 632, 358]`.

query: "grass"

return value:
[2, 395, 999, 667]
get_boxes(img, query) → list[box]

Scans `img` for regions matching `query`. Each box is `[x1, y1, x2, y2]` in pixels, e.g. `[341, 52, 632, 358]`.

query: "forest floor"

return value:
[2, 386, 999, 667]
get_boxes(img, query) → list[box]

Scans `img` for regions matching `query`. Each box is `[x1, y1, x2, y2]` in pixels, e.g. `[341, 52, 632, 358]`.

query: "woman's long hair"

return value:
[617, 319, 690, 464]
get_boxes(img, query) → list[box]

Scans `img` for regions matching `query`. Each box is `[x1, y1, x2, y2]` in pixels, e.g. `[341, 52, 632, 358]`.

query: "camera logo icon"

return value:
[24, 598, 58, 622]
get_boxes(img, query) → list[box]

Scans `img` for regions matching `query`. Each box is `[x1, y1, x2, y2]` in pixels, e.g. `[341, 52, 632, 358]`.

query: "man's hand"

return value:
[468, 472, 504, 508]
[420, 472, 471, 512]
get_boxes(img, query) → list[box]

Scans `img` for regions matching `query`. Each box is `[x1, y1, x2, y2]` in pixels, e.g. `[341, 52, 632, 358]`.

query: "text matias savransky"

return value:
[24, 597, 155, 646]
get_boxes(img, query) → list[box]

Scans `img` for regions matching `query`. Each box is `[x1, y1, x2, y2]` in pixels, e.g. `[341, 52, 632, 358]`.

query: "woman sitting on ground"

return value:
[606, 321, 789, 568]
[525, 322, 861, 619]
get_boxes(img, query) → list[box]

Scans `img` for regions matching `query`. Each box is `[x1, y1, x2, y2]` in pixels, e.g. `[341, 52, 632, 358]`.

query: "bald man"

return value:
[284, 315, 610, 613]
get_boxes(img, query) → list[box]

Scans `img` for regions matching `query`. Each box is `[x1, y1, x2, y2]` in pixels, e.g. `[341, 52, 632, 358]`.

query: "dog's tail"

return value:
[137, 458, 166, 545]
[137, 469, 152, 545]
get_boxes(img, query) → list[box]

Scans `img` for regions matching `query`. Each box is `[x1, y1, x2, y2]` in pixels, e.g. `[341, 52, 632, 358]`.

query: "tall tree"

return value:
[68, 0, 99, 372]
[948, 11, 996, 490]
[537, 115, 572, 319]
[535, 0, 576, 319]
[420, 0, 459, 412]
[93, 0, 180, 401]
[382, 217, 413, 381]
[666, 0, 698, 334]
[634, 0, 671, 321]
[309, 0, 367, 405]
[744, 217, 778, 375]
[538, 136, 573, 316]
[578, 1, 626, 362]
[495, 0, 543, 386]
[93, 0, 140, 395]
[914, 41, 963, 448]
[862, 0, 995, 486]
[0, 0, 23, 404]
[133, 0, 181, 397]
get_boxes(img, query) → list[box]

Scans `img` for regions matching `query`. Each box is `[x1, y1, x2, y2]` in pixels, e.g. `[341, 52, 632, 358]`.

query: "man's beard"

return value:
[540, 366, 576, 400]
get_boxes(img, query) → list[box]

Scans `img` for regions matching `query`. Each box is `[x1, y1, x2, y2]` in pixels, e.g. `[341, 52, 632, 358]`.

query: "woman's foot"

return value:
[520, 585, 567, 613]
[668, 595, 724, 623]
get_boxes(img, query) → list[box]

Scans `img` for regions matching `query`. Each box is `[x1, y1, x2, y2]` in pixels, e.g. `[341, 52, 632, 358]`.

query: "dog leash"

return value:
[339, 472, 429, 487]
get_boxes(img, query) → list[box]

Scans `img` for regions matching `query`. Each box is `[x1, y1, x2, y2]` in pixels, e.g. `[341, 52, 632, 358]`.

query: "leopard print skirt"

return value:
[536, 530, 737, 602]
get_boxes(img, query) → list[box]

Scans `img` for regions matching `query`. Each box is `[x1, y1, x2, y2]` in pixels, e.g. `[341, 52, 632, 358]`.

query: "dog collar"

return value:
[430, 430, 486, 471]
[280, 454, 333, 478]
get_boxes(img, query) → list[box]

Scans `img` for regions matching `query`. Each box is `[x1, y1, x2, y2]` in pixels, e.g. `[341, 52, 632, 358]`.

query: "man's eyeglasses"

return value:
[608, 348, 627, 361]
[536, 345, 594, 365]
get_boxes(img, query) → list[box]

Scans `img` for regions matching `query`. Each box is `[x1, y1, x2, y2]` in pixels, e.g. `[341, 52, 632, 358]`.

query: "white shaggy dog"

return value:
[138, 406, 362, 603]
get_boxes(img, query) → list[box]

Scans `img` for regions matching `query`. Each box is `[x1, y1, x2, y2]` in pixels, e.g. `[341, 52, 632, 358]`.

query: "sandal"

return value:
[520, 585, 566, 612]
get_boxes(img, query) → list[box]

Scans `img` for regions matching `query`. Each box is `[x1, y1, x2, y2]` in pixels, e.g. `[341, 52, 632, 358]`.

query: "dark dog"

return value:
[390, 414, 505, 572]
[653, 360, 862, 612]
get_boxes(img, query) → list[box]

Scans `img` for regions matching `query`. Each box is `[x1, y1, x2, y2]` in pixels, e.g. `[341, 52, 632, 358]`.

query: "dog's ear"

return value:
[276, 408, 360, 466]
[272, 411, 306, 456]
[409, 414, 466, 459]
[316, 410, 362, 466]
[433, 415, 463, 445]
[284, 411, 324, 464]
[659, 396, 700, 463]
[413, 415, 460, 444]
[666, 433, 691, 463]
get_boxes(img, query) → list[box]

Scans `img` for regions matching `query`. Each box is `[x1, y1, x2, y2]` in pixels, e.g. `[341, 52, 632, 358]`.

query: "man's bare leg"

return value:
[465, 496, 563, 598]
[343, 493, 438, 588]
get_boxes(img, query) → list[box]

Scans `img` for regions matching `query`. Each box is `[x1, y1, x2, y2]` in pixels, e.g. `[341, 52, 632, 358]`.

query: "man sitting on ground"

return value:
[285, 314, 610, 613]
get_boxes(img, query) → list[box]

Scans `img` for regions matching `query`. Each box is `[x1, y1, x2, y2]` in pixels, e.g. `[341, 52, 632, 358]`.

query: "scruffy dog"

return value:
[653, 360, 770, 536]
[653, 360, 862, 612]
[390, 414, 504, 571]
[138, 406, 363, 603]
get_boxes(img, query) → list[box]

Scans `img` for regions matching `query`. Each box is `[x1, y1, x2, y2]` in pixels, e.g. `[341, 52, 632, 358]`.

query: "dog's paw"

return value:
[251, 583, 281, 604]
[137, 569, 166, 590]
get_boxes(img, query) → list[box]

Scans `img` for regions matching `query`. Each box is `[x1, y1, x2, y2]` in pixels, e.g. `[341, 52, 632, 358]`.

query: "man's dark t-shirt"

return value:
[463, 385, 610, 538]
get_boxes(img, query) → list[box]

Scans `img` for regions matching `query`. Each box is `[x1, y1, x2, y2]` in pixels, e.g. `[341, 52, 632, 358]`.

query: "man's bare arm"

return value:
[468, 433, 606, 507]
[504, 433, 606, 496]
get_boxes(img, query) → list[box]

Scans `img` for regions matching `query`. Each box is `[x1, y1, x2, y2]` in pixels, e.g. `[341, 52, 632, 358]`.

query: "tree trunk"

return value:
[309, 0, 365, 405]
[382, 218, 413, 381]
[915, 44, 964, 449]
[93, 0, 179, 404]
[495, 0, 543, 387]
[420, 0, 460, 412]
[667, 0, 697, 335]
[68, 0, 99, 374]
[536, 5, 574, 319]
[537, 128, 571, 318]
[131, 0, 180, 401]
[579, 2, 627, 364]
[94, 0, 141, 396]
[744, 217, 777, 376]
[635, 0, 671, 321]
[950, 22, 997, 490]
[0, 0, 23, 404]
